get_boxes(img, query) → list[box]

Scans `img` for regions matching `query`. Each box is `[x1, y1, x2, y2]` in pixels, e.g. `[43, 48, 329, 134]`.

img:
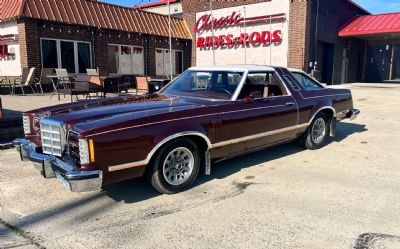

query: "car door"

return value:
[224, 71, 298, 155]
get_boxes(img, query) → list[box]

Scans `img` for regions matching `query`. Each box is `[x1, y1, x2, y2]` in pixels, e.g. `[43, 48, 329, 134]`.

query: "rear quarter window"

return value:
[292, 72, 324, 90]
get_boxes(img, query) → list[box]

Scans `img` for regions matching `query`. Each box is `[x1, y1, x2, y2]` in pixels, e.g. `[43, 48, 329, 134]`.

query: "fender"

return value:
[107, 131, 212, 173]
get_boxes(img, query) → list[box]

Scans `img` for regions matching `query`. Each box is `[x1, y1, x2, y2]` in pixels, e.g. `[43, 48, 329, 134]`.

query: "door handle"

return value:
[285, 102, 295, 106]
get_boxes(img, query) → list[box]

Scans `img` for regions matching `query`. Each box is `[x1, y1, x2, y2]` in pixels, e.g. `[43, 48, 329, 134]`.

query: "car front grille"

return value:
[40, 119, 66, 157]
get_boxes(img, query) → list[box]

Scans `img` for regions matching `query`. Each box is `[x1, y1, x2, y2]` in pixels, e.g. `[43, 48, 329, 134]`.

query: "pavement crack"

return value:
[0, 218, 46, 249]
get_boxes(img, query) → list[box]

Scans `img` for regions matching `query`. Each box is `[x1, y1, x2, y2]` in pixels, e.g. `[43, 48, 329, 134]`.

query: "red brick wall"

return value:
[17, 19, 192, 77]
[288, 0, 311, 71]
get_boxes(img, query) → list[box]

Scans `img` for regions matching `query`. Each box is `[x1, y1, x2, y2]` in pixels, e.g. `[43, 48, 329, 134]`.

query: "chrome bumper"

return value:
[12, 138, 103, 192]
[348, 108, 360, 120]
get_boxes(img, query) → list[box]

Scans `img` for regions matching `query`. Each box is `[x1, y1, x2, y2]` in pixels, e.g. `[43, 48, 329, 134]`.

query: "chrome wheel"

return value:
[311, 118, 326, 144]
[162, 147, 194, 186]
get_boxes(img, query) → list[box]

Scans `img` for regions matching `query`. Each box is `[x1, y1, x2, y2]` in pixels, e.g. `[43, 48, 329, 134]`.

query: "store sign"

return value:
[0, 34, 17, 57]
[0, 34, 17, 41]
[195, 12, 285, 49]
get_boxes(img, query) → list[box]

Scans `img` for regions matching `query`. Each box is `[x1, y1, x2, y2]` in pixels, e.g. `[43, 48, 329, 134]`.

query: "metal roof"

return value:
[0, 0, 191, 40]
[0, 0, 23, 21]
[339, 12, 400, 37]
[134, 0, 178, 9]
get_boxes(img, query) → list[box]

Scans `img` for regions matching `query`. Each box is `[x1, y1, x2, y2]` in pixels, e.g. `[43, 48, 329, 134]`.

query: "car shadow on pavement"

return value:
[196, 122, 367, 185]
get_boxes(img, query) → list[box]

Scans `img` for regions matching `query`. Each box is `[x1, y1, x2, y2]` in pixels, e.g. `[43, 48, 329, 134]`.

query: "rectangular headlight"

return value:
[79, 139, 90, 164]
[22, 116, 31, 134]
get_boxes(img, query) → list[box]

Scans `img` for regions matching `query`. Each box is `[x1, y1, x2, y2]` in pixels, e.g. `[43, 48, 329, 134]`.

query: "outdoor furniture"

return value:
[135, 76, 149, 95]
[59, 75, 104, 102]
[12, 67, 37, 95]
[34, 68, 55, 94]
[55, 69, 72, 90]
[0, 78, 13, 95]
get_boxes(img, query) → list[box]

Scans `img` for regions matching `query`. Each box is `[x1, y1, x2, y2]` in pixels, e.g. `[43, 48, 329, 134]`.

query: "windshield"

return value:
[161, 70, 244, 100]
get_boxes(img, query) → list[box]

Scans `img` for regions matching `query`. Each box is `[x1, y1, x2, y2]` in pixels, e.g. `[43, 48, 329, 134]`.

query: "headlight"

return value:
[23, 116, 31, 134]
[79, 139, 90, 164]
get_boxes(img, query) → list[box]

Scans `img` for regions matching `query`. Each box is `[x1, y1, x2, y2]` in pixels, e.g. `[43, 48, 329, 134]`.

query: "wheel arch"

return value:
[308, 106, 336, 124]
[145, 131, 212, 166]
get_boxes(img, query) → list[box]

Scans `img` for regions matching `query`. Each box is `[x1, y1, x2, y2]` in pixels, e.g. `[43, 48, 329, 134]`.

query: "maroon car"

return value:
[13, 65, 359, 194]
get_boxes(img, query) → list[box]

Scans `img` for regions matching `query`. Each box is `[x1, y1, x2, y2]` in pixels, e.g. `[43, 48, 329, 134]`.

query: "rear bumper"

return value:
[13, 138, 102, 192]
[347, 108, 360, 120]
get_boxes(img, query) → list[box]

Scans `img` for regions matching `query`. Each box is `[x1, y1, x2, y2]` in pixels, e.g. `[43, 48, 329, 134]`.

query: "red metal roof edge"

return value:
[134, 0, 178, 9]
[338, 12, 400, 37]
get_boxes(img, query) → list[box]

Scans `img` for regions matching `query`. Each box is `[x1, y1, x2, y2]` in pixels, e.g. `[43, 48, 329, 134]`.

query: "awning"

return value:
[339, 12, 400, 38]
[0, 0, 191, 40]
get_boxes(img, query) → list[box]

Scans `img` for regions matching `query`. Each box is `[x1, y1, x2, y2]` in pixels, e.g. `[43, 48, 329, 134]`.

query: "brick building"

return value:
[0, 0, 372, 84]
[0, 0, 192, 79]
[140, 0, 369, 84]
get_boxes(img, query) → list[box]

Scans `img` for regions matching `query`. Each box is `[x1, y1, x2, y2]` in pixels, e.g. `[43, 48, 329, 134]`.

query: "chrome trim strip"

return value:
[308, 106, 337, 124]
[108, 131, 212, 172]
[107, 124, 309, 172]
[88, 104, 288, 137]
[211, 123, 309, 148]
[231, 70, 249, 101]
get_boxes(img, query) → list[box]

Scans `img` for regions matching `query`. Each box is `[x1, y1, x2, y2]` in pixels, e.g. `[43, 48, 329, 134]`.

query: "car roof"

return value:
[189, 64, 275, 72]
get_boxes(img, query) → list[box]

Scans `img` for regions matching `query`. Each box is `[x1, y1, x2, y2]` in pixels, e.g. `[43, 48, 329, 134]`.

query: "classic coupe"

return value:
[13, 65, 359, 194]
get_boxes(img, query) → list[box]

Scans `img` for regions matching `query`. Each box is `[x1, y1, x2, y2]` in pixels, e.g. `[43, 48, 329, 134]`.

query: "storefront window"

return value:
[107, 45, 119, 74]
[78, 43, 91, 73]
[156, 49, 184, 77]
[61, 41, 75, 73]
[107, 44, 144, 75]
[41, 40, 58, 68]
[41, 39, 92, 74]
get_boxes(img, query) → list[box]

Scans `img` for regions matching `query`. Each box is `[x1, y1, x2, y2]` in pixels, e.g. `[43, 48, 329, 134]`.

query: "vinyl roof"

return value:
[339, 12, 400, 37]
[0, 0, 191, 40]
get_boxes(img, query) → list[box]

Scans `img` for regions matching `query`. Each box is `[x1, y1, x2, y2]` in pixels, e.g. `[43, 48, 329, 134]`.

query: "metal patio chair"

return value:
[34, 68, 55, 94]
[12, 67, 37, 95]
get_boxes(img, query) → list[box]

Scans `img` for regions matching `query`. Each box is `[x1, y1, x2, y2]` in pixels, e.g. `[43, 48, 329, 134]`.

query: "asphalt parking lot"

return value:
[1, 84, 400, 249]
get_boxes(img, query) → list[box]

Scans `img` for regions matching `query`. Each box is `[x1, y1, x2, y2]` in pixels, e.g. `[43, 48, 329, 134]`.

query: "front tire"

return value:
[149, 139, 200, 194]
[304, 112, 330, 150]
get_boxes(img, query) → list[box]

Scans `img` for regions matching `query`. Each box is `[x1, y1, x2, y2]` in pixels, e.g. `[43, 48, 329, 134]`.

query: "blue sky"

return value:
[102, 0, 400, 14]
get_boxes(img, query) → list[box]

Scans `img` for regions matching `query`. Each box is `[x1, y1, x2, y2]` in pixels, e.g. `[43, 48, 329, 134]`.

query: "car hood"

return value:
[30, 94, 212, 135]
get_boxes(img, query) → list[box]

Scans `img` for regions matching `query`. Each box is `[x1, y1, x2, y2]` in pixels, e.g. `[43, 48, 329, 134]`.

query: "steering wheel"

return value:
[214, 88, 233, 96]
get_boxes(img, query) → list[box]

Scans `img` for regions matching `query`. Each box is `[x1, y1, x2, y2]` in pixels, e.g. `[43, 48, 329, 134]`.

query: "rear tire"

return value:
[149, 139, 200, 194]
[304, 112, 330, 150]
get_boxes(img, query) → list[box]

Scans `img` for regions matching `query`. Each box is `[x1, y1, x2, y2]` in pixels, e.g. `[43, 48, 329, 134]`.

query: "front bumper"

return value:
[13, 138, 102, 192]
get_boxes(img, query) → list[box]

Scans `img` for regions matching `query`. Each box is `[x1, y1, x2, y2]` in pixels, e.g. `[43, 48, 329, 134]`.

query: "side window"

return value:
[292, 72, 323, 90]
[238, 72, 288, 99]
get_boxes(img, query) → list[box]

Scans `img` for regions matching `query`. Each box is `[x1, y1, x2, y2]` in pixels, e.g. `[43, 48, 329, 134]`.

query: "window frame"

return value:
[155, 48, 184, 77]
[107, 43, 145, 75]
[291, 71, 325, 91]
[40, 38, 92, 74]
[234, 70, 291, 101]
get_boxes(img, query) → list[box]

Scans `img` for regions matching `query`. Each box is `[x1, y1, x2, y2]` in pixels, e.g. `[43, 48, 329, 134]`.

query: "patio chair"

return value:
[55, 69, 71, 89]
[59, 75, 103, 102]
[135, 76, 149, 95]
[34, 68, 55, 94]
[12, 67, 37, 95]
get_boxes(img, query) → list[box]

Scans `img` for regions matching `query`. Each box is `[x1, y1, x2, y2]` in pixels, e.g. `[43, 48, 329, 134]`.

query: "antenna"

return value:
[168, 0, 173, 80]
[244, 6, 247, 65]
[269, 6, 272, 66]
[210, 0, 215, 66]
